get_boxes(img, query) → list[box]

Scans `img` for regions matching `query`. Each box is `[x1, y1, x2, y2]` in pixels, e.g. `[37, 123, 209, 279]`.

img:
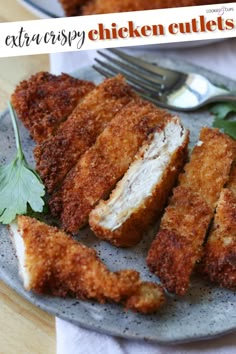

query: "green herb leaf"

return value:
[0, 102, 45, 224]
[213, 119, 236, 140]
[210, 102, 236, 120]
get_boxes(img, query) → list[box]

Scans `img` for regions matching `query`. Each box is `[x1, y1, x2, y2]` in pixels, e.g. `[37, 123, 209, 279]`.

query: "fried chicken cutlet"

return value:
[82, 0, 161, 14]
[60, 0, 233, 16]
[147, 128, 236, 296]
[59, 0, 88, 16]
[49, 99, 172, 233]
[10, 216, 165, 314]
[89, 118, 189, 247]
[202, 163, 236, 289]
[35, 75, 136, 193]
[11, 72, 95, 143]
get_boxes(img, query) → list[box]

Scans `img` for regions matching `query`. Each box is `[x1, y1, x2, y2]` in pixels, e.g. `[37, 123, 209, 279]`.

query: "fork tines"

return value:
[93, 49, 187, 107]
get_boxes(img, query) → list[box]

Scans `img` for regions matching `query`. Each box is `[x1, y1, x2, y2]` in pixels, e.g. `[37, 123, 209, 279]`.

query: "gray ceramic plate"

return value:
[1, 54, 236, 344]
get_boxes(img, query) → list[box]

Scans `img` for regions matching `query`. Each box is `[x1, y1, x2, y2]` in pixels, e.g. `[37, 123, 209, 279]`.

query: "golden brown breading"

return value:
[89, 118, 189, 247]
[34, 75, 136, 194]
[49, 100, 172, 233]
[125, 282, 165, 314]
[227, 162, 236, 194]
[147, 128, 236, 296]
[11, 72, 95, 143]
[82, 0, 161, 14]
[201, 164, 236, 289]
[147, 186, 212, 295]
[12, 216, 165, 314]
[179, 128, 236, 209]
[59, 0, 88, 16]
[82, 0, 231, 15]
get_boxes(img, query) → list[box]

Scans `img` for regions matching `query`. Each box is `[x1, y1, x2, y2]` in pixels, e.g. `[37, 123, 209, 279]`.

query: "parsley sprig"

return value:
[0, 102, 45, 224]
[210, 102, 236, 140]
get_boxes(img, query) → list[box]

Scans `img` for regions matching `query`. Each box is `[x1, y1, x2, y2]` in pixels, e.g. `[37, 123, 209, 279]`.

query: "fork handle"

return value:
[209, 93, 236, 104]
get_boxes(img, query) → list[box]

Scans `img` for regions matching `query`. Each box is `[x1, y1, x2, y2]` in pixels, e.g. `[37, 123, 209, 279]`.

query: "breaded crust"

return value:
[202, 164, 236, 289]
[147, 128, 236, 296]
[82, 0, 230, 15]
[14, 216, 165, 313]
[227, 162, 236, 194]
[34, 75, 136, 193]
[89, 118, 189, 247]
[11, 72, 95, 143]
[59, 0, 88, 16]
[59, 0, 233, 16]
[147, 186, 212, 295]
[82, 0, 161, 14]
[179, 128, 236, 209]
[49, 100, 172, 233]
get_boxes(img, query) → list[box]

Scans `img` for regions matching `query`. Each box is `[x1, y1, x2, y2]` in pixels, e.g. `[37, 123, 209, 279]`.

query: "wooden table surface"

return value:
[0, 1, 55, 353]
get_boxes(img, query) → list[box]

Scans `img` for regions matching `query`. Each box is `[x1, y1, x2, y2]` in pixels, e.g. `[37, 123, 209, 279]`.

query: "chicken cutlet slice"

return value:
[49, 100, 172, 233]
[82, 0, 229, 15]
[59, 0, 88, 16]
[82, 0, 160, 14]
[9, 216, 165, 314]
[34, 75, 136, 194]
[147, 128, 236, 296]
[178, 128, 236, 210]
[201, 163, 236, 289]
[59, 0, 233, 16]
[147, 186, 213, 296]
[89, 117, 189, 247]
[228, 162, 236, 194]
[11, 72, 95, 143]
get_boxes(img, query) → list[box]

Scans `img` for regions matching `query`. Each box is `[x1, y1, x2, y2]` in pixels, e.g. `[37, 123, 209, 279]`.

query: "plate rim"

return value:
[1, 57, 236, 344]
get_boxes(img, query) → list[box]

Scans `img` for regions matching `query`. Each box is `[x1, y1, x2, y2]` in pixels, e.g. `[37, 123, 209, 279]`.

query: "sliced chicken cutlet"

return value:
[147, 128, 236, 296]
[34, 75, 136, 193]
[59, 0, 88, 16]
[49, 100, 172, 233]
[11, 72, 95, 143]
[178, 128, 236, 209]
[228, 162, 236, 194]
[82, 0, 229, 15]
[89, 117, 189, 247]
[60, 0, 234, 16]
[202, 163, 236, 289]
[10, 216, 165, 314]
[82, 0, 161, 14]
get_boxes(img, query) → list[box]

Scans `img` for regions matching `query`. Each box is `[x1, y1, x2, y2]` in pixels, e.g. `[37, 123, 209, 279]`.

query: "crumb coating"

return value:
[16, 216, 165, 313]
[202, 163, 236, 289]
[11, 72, 95, 143]
[147, 128, 236, 295]
[65, 0, 233, 16]
[34, 75, 136, 193]
[89, 119, 189, 247]
[49, 100, 171, 233]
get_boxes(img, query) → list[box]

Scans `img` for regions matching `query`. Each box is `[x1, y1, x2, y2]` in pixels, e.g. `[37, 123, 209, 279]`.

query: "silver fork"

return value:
[93, 49, 236, 112]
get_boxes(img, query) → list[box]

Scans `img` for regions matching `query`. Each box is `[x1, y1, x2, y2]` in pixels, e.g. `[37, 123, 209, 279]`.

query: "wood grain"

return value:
[0, 1, 54, 353]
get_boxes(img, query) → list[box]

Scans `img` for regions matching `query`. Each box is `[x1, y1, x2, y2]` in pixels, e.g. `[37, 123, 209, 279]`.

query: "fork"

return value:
[93, 49, 236, 112]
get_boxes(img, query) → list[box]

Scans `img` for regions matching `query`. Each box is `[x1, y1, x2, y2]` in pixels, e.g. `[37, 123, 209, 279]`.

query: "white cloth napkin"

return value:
[56, 317, 236, 354]
[51, 37, 236, 354]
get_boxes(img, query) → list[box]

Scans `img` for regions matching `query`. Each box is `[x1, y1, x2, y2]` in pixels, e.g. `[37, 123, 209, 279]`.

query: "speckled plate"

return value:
[1, 55, 236, 344]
